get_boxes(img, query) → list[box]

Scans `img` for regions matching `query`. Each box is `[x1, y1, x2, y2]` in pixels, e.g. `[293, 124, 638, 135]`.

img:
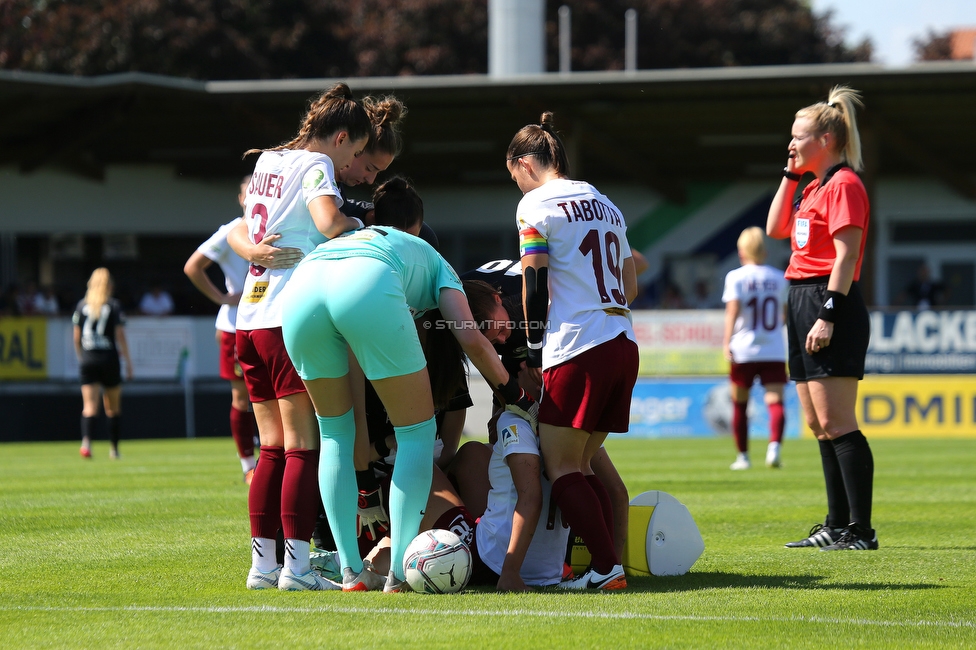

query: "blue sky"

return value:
[811, 0, 975, 66]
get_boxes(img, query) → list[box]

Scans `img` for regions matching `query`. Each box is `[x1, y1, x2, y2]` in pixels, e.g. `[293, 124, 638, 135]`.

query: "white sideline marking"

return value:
[3, 606, 974, 630]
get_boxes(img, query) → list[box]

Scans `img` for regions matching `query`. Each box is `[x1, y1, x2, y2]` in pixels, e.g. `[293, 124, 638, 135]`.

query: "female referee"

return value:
[767, 86, 877, 552]
[281, 176, 522, 593]
[228, 82, 371, 591]
[506, 112, 639, 590]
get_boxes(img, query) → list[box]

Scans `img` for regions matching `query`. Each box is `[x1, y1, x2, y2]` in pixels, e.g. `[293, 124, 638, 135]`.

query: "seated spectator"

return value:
[660, 282, 687, 309]
[900, 263, 944, 309]
[16, 282, 36, 315]
[0, 284, 20, 316]
[139, 284, 174, 316]
[689, 279, 720, 309]
[33, 285, 60, 315]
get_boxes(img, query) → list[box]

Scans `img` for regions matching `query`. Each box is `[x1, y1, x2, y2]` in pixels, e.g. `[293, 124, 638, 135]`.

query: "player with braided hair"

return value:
[227, 82, 371, 592]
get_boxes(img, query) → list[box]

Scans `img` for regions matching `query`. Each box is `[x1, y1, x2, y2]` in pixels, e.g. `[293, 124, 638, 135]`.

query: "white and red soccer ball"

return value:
[402, 528, 472, 594]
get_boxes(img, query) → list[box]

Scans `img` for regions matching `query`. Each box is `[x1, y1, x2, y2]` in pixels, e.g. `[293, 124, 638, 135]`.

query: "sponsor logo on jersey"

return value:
[795, 218, 810, 248]
[302, 168, 325, 190]
[501, 424, 519, 449]
[245, 282, 269, 303]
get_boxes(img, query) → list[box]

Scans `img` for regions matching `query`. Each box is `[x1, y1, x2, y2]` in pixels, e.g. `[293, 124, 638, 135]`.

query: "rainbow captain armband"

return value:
[518, 227, 548, 257]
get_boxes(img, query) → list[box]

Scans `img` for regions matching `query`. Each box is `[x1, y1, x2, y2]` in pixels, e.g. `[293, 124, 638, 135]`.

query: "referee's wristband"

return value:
[783, 168, 802, 182]
[817, 290, 845, 323]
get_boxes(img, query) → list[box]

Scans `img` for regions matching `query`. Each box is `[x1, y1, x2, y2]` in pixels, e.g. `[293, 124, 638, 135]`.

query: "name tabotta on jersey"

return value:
[554, 199, 622, 226]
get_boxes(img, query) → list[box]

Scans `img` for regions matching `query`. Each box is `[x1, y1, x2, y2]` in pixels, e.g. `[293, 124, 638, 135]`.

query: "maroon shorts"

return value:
[538, 333, 639, 433]
[729, 361, 788, 388]
[236, 327, 306, 402]
[218, 330, 243, 381]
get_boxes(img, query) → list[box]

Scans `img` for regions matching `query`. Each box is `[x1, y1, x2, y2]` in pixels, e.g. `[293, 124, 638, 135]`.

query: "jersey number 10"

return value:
[746, 296, 779, 331]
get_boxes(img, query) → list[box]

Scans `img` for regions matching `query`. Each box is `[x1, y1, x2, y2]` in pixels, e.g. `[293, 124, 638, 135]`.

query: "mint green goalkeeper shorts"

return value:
[281, 256, 426, 381]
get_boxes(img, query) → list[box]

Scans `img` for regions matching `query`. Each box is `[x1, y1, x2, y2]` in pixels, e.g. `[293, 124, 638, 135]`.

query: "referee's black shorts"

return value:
[786, 277, 870, 381]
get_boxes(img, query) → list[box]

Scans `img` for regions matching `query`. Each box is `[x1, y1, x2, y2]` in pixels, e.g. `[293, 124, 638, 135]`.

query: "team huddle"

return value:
[172, 81, 877, 594]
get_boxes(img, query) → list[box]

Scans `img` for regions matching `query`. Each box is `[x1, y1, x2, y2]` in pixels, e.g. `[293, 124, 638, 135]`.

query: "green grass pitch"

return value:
[1, 436, 974, 649]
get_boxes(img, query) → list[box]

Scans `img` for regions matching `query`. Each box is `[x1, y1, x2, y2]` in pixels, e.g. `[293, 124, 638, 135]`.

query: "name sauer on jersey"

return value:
[248, 172, 285, 199]
[555, 198, 622, 226]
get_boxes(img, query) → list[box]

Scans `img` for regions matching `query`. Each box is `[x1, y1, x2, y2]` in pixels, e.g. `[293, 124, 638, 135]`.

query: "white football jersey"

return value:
[236, 150, 342, 330]
[516, 179, 635, 368]
[475, 411, 569, 587]
[197, 217, 250, 333]
[722, 264, 788, 363]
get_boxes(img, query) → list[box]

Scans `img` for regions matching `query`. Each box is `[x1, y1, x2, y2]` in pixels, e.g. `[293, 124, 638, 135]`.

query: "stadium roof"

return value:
[2, 61, 975, 199]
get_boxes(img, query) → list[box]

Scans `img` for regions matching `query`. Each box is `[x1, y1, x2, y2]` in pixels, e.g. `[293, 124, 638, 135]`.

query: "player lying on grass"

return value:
[462, 267, 631, 567]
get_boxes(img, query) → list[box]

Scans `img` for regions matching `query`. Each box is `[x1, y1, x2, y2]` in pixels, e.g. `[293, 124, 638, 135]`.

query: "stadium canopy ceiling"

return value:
[1, 61, 975, 201]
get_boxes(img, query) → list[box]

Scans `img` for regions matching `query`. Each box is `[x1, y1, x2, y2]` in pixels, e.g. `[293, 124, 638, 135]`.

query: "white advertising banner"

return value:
[631, 309, 729, 376]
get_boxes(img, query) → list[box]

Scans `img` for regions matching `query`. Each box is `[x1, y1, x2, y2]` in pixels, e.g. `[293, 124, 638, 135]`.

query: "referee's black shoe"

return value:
[820, 524, 878, 551]
[784, 521, 845, 548]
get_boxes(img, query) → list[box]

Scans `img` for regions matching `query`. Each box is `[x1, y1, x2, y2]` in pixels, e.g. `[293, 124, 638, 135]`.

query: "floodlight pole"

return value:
[559, 5, 571, 74]
[625, 9, 637, 72]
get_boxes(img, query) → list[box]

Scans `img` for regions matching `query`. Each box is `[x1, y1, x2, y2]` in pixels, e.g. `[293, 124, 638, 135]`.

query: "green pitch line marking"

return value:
[4, 606, 974, 629]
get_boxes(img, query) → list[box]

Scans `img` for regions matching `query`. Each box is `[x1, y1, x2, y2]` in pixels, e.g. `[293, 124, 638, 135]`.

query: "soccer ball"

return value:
[402, 528, 472, 594]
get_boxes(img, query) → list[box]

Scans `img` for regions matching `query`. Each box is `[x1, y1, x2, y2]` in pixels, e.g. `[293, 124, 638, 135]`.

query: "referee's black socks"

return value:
[831, 430, 874, 531]
[818, 439, 850, 528]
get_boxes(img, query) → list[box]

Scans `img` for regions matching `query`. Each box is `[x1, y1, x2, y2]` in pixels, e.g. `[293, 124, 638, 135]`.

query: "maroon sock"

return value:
[585, 474, 614, 540]
[229, 406, 256, 458]
[433, 505, 477, 548]
[768, 402, 785, 444]
[551, 473, 617, 573]
[249, 446, 285, 539]
[732, 401, 749, 453]
[281, 449, 319, 541]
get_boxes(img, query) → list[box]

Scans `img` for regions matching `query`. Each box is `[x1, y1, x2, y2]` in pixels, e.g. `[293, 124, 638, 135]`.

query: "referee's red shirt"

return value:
[785, 167, 870, 281]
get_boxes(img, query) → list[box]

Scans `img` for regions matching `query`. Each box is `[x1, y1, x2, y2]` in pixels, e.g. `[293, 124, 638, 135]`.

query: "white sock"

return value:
[240, 456, 257, 472]
[767, 442, 781, 451]
[251, 537, 278, 573]
[283, 539, 311, 575]
[737, 452, 749, 461]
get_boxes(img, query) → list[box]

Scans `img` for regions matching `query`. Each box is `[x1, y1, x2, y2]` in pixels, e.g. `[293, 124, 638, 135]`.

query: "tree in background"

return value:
[2, 0, 868, 80]
[913, 30, 954, 61]
[0, 0, 487, 78]
[912, 28, 976, 62]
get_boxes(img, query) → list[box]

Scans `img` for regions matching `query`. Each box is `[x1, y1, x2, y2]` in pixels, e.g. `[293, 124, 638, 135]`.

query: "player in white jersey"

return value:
[475, 410, 570, 589]
[507, 112, 639, 591]
[184, 176, 257, 483]
[462, 267, 632, 563]
[722, 226, 789, 470]
[226, 83, 372, 592]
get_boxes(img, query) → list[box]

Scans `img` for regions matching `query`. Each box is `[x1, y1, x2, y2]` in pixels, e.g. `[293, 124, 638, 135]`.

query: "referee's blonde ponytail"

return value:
[796, 86, 864, 172]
